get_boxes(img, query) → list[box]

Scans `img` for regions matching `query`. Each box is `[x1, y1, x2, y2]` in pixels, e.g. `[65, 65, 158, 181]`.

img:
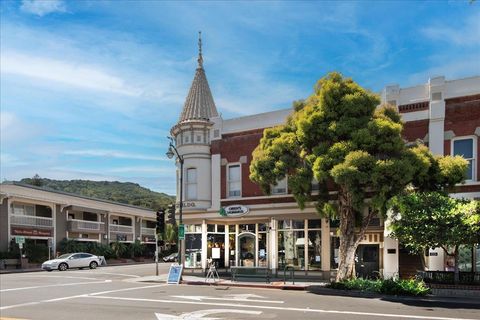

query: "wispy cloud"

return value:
[64, 149, 166, 161]
[1, 51, 142, 96]
[421, 12, 480, 46]
[20, 0, 66, 17]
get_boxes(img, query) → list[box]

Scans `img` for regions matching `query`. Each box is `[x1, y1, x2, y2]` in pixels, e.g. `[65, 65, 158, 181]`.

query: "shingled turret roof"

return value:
[179, 32, 219, 123]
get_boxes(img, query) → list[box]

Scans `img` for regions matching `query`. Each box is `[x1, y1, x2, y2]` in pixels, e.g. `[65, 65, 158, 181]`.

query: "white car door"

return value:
[68, 254, 83, 268]
[80, 253, 94, 267]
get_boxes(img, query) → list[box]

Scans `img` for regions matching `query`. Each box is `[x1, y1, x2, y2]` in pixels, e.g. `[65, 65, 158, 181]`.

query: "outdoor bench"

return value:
[230, 266, 270, 283]
[0, 259, 21, 270]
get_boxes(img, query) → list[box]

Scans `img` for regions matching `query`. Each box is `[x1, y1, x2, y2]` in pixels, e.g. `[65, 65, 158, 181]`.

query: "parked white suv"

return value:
[42, 253, 101, 271]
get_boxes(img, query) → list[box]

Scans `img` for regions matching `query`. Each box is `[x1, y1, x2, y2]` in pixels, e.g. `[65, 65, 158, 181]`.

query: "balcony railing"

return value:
[109, 224, 134, 233]
[67, 219, 105, 233]
[141, 227, 156, 236]
[10, 214, 53, 227]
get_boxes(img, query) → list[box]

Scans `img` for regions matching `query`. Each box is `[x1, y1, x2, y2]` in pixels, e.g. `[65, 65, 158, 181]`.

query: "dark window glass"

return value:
[258, 223, 267, 232]
[308, 219, 321, 229]
[217, 225, 225, 233]
[207, 224, 215, 232]
[229, 225, 235, 233]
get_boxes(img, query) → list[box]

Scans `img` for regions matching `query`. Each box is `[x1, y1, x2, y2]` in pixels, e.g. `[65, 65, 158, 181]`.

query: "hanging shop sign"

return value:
[219, 205, 249, 217]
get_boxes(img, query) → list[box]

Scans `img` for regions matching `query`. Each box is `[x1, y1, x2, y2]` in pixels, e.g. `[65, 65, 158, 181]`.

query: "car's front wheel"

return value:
[58, 263, 68, 271]
[89, 261, 98, 269]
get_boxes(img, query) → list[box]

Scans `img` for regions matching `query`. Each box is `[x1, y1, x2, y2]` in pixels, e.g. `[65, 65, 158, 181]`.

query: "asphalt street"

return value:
[1, 263, 479, 320]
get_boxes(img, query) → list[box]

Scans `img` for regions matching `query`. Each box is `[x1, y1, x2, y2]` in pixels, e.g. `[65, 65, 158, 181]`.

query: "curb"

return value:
[181, 280, 309, 291]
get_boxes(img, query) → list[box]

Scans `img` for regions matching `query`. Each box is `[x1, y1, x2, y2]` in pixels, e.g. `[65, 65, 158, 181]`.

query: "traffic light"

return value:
[167, 204, 176, 225]
[156, 209, 165, 234]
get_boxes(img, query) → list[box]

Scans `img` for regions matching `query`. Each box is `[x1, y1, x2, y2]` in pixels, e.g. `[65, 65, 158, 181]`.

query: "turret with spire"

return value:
[170, 32, 220, 212]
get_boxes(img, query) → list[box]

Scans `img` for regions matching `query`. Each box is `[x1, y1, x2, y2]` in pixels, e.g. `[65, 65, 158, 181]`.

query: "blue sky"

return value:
[1, 1, 479, 195]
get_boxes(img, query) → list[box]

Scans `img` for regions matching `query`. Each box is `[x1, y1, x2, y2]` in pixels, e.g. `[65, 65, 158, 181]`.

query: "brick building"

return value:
[170, 39, 480, 278]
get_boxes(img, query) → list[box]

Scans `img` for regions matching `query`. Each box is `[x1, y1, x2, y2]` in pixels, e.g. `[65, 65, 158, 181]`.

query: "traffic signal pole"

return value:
[155, 232, 159, 276]
[155, 209, 165, 277]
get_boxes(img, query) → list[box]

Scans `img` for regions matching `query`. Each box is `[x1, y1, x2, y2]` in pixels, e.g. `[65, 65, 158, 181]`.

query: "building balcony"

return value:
[10, 214, 53, 228]
[67, 219, 105, 233]
[109, 224, 134, 234]
[141, 227, 156, 236]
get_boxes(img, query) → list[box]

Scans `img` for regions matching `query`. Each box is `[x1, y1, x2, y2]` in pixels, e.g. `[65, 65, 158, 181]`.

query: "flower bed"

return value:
[328, 278, 431, 296]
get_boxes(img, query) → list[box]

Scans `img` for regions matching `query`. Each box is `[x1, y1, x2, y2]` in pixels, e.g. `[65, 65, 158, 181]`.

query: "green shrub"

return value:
[25, 242, 49, 263]
[328, 278, 430, 296]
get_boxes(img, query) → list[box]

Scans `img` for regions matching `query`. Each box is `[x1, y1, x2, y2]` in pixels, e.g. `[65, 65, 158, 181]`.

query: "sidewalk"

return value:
[135, 274, 480, 305]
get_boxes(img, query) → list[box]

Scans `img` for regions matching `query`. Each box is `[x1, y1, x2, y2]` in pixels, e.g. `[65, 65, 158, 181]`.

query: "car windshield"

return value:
[58, 254, 72, 259]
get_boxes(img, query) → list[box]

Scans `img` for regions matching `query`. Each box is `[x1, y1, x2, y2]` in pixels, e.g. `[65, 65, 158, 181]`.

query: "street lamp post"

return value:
[166, 137, 184, 266]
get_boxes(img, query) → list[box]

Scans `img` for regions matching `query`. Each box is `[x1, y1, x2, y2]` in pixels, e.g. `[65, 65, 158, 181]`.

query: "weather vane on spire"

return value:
[197, 31, 203, 68]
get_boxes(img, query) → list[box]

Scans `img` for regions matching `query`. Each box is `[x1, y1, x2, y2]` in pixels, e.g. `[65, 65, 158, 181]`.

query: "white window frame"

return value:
[185, 167, 197, 200]
[451, 135, 477, 182]
[271, 176, 288, 195]
[227, 163, 242, 198]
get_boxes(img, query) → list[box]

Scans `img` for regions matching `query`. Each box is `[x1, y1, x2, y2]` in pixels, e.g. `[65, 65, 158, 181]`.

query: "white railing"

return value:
[10, 214, 53, 227]
[68, 219, 105, 232]
[141, 227, 156, 236]
[109, 224, 134, 233]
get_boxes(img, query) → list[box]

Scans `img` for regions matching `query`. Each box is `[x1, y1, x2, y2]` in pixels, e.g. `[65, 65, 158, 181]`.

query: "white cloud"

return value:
[1, 51, 142, 96]
[421, 13, 480, 46]
[64, 149, 166, 161]
[20, 0, 66, 17]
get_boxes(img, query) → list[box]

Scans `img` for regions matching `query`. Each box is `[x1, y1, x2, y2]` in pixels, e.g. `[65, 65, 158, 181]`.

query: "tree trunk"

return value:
[454, 245, 460, 285]
[419, 248, 427, 271]
[336, 191, 358, 282]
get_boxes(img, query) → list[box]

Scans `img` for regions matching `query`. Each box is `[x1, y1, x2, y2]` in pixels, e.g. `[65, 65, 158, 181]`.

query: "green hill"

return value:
[18, 177, 175, 211]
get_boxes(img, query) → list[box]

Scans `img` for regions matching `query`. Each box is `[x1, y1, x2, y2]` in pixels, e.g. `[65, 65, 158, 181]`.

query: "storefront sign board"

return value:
[167, 264, 183, 284]
[219, 205, 249, 217]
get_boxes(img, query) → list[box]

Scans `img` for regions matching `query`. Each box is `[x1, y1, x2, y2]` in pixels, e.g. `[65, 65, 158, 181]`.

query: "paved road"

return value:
[1, 263, 479, 320]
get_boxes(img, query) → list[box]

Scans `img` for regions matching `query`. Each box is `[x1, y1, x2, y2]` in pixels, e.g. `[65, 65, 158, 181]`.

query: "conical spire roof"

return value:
[179, 32, 218, 123]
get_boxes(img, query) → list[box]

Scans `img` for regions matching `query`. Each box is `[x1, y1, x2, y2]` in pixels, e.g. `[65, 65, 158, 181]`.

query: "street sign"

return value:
[15, 236, 25, 244]
[178, 224, 185, 240]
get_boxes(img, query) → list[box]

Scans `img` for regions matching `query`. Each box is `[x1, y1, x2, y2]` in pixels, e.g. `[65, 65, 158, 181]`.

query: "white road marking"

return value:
[0, 283, 167, 310]
[88, 284, 168, 296]
[171, 295, 283, 304]
[155, 309, 262, 320]
[78, 271, 140, 278]
[0, 280, 112, 292]
[87, 296, 479, 320]
[12, 275, 100, 281]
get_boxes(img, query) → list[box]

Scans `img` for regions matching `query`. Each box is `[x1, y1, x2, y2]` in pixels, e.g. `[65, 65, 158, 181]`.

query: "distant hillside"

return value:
[18, 177, 175, 211]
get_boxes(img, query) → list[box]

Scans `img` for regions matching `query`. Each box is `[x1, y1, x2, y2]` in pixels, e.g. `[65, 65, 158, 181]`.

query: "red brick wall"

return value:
[211, 129, 265, 199]
[444, 94, 480, 181]
[402, 120, 429, 142]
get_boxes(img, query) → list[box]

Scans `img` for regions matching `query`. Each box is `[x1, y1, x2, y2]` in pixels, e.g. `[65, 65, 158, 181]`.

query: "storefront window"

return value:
[458, 245, 473, 272]
[308, 230, 321, 270]
[330, 236, 340, 269]
[185, 233, 202, 268]
[228, 225, 235, 233]
[207, 233, 225, 268]
[207, 224, 215, 232]
[186, 224, 202, 233]
[476, 246, 480, 272]
[217, 225, 225, 233]
[239, 224, 255, 233]
[229, 234, 236, 267]
[258, 232, 268, 267]
[278, 230, 305, 270]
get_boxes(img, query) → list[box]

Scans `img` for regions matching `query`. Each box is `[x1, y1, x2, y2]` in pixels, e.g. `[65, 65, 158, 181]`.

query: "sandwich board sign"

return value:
[167, 263, 183, 284]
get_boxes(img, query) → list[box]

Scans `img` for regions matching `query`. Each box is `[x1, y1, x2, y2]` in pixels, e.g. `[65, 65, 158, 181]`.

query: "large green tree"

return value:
[249, 72, 467, 281]
[389, 192, 480, 283]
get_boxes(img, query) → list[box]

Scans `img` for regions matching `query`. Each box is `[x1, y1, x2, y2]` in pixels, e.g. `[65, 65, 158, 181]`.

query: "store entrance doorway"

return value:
[238, 232, 256, 267]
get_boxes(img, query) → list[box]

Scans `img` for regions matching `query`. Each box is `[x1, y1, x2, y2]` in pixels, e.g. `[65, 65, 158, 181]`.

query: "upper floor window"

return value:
[452, 137, 477, 181]
[186, 168, 197, 200]
[228, 164, 241, 197]
[272, 177, 287, 195]
[12, 203, 34, 216]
